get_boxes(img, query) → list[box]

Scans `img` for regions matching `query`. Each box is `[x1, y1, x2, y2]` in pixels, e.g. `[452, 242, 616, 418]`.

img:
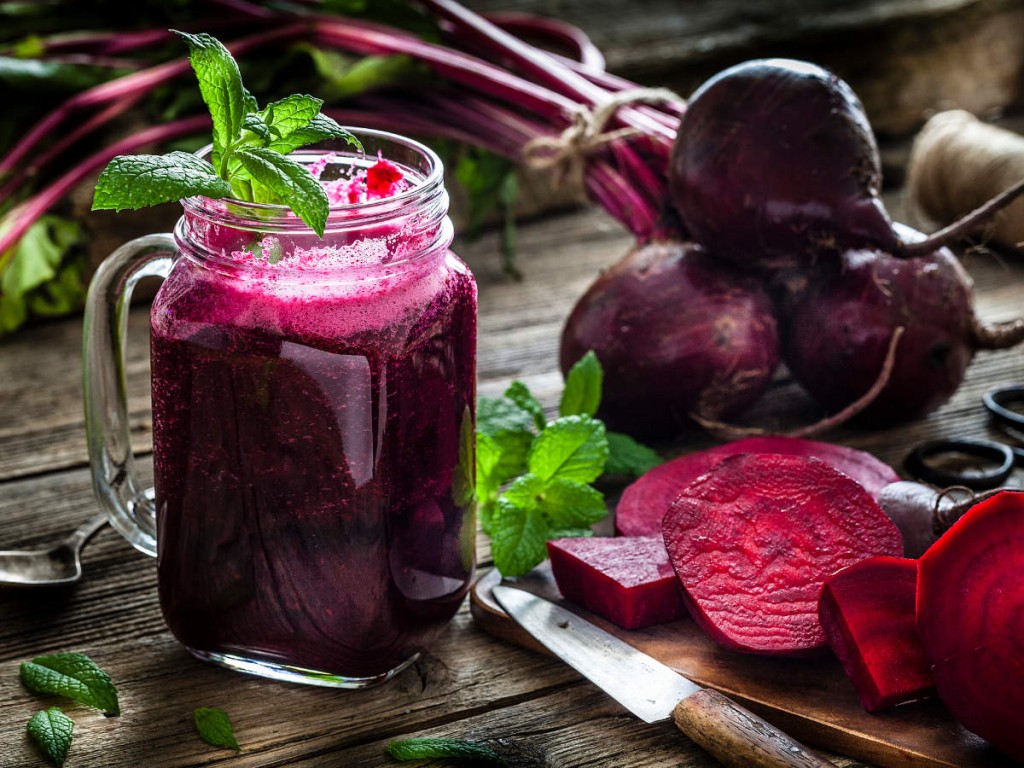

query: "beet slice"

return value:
[662, 453, 904, 656]
[615, 436, 899, 536]
[819, 556, 935, 712]
[917, 490, 1024, 761]
[546, 537, 686, 630]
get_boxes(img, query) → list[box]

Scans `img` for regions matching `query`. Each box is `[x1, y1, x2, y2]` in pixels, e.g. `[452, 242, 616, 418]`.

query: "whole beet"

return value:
[781, 226, 1024, 423]
[669, 59, 897, 271]
[559, 241, 780, 439]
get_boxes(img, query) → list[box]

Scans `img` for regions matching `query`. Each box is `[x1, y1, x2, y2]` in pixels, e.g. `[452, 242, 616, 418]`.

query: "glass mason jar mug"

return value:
[83, 130, 478, 688]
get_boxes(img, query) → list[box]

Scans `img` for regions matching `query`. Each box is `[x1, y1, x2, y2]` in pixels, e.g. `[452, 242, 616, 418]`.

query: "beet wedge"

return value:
[663, 453, 903, 656]
[546, 537, 686, 630]
[917, 490, 1024, 762]
[616, 436, 899, 537]
[819, 556, 935, 711]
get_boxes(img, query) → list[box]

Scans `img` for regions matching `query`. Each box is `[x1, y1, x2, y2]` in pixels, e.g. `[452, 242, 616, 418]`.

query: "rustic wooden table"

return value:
[1, 190, 1022, 767]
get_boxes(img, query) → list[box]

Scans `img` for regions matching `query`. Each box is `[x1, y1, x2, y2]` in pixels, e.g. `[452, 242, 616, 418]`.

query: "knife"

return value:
[492, 585, 834, 768]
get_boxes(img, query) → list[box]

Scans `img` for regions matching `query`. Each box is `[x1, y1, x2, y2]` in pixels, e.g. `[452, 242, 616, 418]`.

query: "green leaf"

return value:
[259, 93, 322, 139]
[604, 431, 663, 478]
[476, 395, 535, 437]
[490, 499, 549, 578]
[241, 113, 272, 144]
[560, 350, 603, 417]
[303, 48, 427, 101]
[26, 708, 73, 767]
[91, 152, 233, 211]
[452, 406, 475, 508]
[386, 737, 506, 764]
[194, 707, 240, 751]
[527, 415, 608, 485]
[173, 30, 246, 166]
[266, 113, 359, 155]
[0, 56, 122, 91]
[235, 147, 330, 236]
[500, 472, 544, 512]
[536, 478, 607, 530]
[504, 381, 546, 431]
[20, 652, 120, 715]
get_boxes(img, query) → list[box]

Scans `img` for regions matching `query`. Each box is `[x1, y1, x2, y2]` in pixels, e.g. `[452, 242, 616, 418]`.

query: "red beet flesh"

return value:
[782, 227, 980, 423]
[615, 436, 899, 537]
[546, 537, 686, 630]
[662, 453, 904, 656]
[670, 59, 897, 272]
[559, 241, 780, 440]
[917, 490, 1024, 761]
[819, 556, 935, 712]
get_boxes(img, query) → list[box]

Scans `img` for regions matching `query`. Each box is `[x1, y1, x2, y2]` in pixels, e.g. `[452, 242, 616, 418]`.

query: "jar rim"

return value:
[179, 127, 447, 232]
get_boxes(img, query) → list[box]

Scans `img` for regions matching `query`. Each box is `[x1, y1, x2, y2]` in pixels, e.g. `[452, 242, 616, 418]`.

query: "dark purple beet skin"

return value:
[559, 241, 780, 439]
[670, 59, 897, 271]
[781, 226, 978, 424]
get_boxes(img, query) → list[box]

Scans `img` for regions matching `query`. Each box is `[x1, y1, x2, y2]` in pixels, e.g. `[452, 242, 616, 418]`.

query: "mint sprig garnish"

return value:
[91, 31, 359, 238]
[194, 707, 240, 751]
[26, 707, 74, 767]
[386, 737, 507, 764]
[20, 652, 120, 715]
[477, 351, 662, 577]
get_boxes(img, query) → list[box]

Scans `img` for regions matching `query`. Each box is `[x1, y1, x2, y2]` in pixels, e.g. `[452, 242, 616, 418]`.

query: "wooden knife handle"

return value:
[673, 689, 835, 768]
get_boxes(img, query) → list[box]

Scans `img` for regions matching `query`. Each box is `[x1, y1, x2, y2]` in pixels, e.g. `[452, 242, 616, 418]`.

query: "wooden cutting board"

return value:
[471, 565, 1007, 768]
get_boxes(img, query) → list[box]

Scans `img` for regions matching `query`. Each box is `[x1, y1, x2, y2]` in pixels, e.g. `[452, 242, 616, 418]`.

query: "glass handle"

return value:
[82, 233, 175, 558]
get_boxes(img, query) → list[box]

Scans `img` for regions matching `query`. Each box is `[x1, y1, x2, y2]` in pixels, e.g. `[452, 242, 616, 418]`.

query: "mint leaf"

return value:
[235, 147, 330, 236]
[266, 113, 357, 154]
[92, 152, 233, 211]
[500, 472, 545, 512]
[452, 405, 475, 508]
[504, 380, 546, 431]
[605, 431, 663, 477]
[387, 737, 507, 764]
[490, 499, 548, 578]
[527, 415, 608, 484]
[477, 395, 535, 436]
[194, 707, 240, 751]
[241, 113, 272, 143]
[536, 478, 607, 529]
[260, 94, 323, 140]
[26, 708, 73, 767]
[560, 351, 603, 418]
[173, 30, 245, 167]
[20, 652, 119, 715]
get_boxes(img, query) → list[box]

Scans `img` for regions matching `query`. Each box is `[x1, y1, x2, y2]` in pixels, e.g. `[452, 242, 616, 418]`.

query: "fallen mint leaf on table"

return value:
[194, 707, 240, 751]
[20, 652, 119, 715]
[26, 707, 73, 767]
[386, 736, 507, 764]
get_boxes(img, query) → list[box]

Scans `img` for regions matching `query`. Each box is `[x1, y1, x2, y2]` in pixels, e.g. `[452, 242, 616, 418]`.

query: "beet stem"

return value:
[971, 314, 1024, 350]
[899, 177, 1024, 257]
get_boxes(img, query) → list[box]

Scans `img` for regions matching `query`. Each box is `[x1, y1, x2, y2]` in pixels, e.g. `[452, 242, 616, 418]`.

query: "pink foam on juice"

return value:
[149, 152, 477, 680]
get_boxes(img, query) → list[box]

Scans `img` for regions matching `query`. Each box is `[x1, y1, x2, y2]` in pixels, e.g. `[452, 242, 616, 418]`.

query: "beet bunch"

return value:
[561, 57, 1024, 437]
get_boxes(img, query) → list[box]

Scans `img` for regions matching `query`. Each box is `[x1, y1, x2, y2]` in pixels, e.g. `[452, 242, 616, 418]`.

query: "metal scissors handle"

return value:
[905, 385, 1024, 490]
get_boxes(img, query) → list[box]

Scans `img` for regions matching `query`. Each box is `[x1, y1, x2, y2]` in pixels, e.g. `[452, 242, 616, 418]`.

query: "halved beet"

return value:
[662, 453, 904, 656]
[819, 556, 935, 712]
[615, 436, 899, 536]
[546, 537, 686, 630]
[917, 490, 1024, 761]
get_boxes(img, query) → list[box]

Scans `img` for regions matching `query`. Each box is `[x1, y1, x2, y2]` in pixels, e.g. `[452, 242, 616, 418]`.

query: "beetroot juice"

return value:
[145, 134, 476, 686]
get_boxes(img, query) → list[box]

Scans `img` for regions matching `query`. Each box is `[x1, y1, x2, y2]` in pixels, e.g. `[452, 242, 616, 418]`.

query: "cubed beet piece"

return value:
[546, 536, 686, 629]
[819, 555, 935, 711]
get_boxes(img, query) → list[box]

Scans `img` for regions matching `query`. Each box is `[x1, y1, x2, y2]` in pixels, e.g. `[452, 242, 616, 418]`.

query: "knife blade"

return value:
[492, 585, 835, 768]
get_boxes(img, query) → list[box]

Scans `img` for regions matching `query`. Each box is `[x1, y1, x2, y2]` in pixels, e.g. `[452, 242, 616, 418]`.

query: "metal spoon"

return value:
[0, 513, 108, 587]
